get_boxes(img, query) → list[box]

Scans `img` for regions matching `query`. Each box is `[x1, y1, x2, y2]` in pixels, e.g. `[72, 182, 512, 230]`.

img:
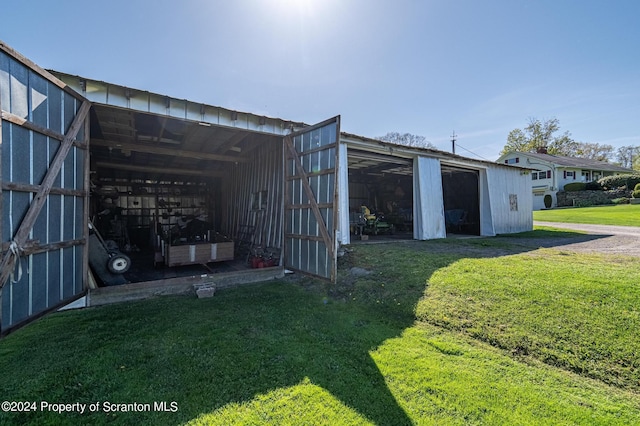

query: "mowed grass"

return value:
[1, 232, 640, 424]
[533, 203, 640, 226]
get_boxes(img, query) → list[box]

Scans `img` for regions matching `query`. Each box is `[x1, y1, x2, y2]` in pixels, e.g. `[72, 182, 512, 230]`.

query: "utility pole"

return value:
[451, 131, 457, 154]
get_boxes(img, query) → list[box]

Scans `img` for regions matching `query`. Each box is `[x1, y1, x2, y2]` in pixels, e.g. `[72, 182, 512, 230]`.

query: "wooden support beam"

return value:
[91, 139, 248, 163]
[0, 41, 70, 92]
[1, 239, 85, 256]
[95, 161, 226, 177]
[1, 111, 88, 149]
[2, 182, 86, 197]
[215, 131, 249, 153]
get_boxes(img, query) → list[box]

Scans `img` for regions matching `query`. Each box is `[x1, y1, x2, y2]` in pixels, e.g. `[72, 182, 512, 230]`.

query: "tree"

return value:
[501, 117, 614, 161]
[616, 145, 640, 170]
[501, 117, 575, 156]
[574, 142, 614, 162]
[377, 132, 435, 149]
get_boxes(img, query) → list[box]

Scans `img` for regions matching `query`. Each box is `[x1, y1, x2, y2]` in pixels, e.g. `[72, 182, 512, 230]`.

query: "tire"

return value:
[107, 253, 131, 274]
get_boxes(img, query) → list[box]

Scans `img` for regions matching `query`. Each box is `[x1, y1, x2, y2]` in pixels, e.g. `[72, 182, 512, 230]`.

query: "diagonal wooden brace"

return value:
[0, 100, 91, 289]
[283, 135, 335, 261]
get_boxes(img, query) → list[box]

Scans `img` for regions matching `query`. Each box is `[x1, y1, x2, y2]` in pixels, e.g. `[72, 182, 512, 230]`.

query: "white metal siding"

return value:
[486, 166, 533, 234]
[478, 169, 495, 236]
[337, 142, 350, 245]
[413, 156, 446, 240]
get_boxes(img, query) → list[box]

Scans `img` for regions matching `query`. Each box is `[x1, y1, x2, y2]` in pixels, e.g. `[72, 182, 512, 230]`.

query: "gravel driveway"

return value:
[532, 221, 640, 257]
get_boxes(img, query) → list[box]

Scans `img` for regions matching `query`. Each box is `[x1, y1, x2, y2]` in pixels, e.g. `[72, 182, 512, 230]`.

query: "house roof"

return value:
[504, 151, 634, 173]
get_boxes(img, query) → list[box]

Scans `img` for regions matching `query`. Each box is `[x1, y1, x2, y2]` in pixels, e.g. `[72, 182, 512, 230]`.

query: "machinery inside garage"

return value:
[347, 149, 414, 238]
[84, 95, 287, 286]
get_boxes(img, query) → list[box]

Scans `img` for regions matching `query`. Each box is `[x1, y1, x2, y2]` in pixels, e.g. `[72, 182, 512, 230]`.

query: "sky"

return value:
[2, 0, 639, 161]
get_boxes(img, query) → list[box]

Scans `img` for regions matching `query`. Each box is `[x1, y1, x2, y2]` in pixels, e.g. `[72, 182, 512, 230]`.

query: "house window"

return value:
[547, 170, 551, 179]
[532, 172, 538, 180]
[505, 157, 520, 165]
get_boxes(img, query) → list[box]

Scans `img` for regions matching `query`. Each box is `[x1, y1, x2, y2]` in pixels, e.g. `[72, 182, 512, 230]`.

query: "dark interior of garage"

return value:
[441, 166, 480, 235]
[347, 149, 414, 240]
[87, 104, 283, 286]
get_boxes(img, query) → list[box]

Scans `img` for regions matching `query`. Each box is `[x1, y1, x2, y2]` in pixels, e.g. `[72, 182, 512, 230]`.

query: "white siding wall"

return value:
[337, 142, 351, 245]
[485, 166, 533, 234]
[557, 168, 580, 190]
[478, 169, 495, 236]
[413, 156, 446, 240]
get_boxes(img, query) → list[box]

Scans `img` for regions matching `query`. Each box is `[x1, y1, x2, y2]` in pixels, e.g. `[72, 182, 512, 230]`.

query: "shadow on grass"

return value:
[0, 229, 601, 425]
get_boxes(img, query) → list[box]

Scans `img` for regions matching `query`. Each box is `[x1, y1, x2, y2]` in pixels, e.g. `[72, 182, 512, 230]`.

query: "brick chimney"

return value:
[536, 146, 548, 154]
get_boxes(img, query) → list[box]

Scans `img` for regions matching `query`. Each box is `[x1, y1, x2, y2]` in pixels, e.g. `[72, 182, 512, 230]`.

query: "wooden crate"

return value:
[166, 242, 234, 267]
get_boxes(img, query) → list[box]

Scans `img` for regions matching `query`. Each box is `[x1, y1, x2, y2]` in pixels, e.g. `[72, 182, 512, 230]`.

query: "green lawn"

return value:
[533, 203, 640, 226]
[1, 233, 640, 425]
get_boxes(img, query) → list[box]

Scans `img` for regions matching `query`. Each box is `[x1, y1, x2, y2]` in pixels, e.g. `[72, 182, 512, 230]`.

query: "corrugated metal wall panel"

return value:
[221, 140, 284, 251]
[486, 165, 533, 234]
[284, 118, 340, 280]
[56, 72, 305, 136]
[413, 156, 446, 240]
[0, 47, 89, 333]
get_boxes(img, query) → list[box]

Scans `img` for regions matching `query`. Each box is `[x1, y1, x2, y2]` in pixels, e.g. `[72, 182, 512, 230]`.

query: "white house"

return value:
[497, 150, 634, 210]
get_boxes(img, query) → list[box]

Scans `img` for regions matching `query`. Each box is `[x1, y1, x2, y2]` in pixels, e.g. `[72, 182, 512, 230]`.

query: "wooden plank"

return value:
[91, 139, 248, 163]
[1, 111, 87, 149]
[87, 267, 284, 307]
[95, 161, 226, 177]
[285, 143, 335, 158]
[214, 131, 249, 154]
[82, 117, 91, 290]
[1, 239, 85, 256]
[166, 242, 234, 267]
[2, 182, 86, 197]
[0, 291, 87, 337]
[283, 135, 335, 262]
[285, 168, 335, 180]
[285, 202, 333, 210]
[0, 100, 91, 289]
[284, 233, 324, 242]
[0, 41, 71, 92]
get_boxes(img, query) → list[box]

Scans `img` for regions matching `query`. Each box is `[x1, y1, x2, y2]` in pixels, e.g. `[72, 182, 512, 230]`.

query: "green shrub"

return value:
[563, 182, 586, 192]
[585, 181, 602, 190]
[611, 197, 630, 204]
[633, 190, 640, 199]
[574, 199, 593, 208]
[635, 183, 640, 191]
[598, 173, 640, 190]
[543, 194, 552, 209]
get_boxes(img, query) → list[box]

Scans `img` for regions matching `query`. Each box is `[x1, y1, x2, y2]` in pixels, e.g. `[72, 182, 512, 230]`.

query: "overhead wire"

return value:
[454, 143, 492, 161]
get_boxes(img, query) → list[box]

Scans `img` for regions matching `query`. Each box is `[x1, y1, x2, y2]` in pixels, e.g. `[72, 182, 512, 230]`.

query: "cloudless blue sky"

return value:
[2, 0, 639, 160]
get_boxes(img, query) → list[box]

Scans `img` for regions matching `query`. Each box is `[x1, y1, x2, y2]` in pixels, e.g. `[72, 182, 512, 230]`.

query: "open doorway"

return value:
[87, 104, 285, 287]
[441, 166, 480, 235]
[347, 149, 414, 241]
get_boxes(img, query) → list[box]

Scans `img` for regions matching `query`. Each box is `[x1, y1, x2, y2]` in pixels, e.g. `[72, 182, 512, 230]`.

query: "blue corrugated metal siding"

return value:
[0, 48, 88, 333]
